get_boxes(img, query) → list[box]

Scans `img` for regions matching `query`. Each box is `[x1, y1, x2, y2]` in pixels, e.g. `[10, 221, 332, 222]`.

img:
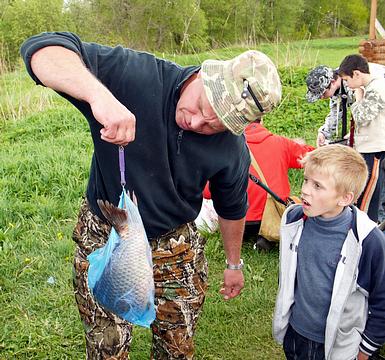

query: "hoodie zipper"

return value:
[177, 130, 184, 155]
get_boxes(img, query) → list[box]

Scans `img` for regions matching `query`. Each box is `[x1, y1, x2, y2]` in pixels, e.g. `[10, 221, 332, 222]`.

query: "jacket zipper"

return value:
[177, 130, 183, 155]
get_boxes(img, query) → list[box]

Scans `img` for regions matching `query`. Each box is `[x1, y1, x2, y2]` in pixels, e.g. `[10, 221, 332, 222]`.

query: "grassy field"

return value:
[162, 35, 364, 68]
[0, 36, 370, 359]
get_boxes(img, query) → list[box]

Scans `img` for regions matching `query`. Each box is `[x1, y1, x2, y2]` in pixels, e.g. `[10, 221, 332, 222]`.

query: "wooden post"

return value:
[369, 0, 377, 40]
[359, 0, 385, 64]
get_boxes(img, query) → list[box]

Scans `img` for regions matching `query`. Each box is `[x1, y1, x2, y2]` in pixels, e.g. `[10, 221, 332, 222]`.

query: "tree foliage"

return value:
[0, 0, 379, 69]
[200, 0, 264, 46]
[1, 0, 71, 66]
[300, 0, 368, 37]
[260, 0, 305, 40]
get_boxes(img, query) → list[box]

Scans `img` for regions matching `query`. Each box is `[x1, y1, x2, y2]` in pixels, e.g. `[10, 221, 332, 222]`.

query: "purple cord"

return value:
[119, 146, 126, 187]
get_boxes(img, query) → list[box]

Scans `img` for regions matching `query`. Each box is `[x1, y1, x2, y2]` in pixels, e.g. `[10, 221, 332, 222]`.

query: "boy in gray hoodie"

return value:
[273, 145, 385, 360]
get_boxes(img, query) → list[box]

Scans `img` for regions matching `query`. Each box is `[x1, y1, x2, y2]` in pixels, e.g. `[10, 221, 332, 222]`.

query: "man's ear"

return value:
[338, 192, 354, 206]
[353, 70, 361, 78]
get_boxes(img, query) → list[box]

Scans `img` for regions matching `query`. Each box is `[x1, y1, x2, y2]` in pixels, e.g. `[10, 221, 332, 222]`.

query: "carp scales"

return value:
[91, 196, 156, 327]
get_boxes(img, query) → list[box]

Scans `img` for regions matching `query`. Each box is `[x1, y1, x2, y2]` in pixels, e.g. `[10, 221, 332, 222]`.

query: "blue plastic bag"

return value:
[87, 190, 156, 327]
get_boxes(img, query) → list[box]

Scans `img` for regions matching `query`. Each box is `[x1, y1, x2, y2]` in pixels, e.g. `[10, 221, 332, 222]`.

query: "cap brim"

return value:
[201, 60, 249, 136]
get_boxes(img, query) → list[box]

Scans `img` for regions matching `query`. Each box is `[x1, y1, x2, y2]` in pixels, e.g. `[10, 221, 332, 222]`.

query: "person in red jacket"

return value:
[244, 122, 314, 249]
[200, 121, 314, 250]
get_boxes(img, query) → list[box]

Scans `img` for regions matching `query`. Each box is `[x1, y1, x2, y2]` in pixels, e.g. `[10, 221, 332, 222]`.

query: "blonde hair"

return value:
[301, 145, 368, 202]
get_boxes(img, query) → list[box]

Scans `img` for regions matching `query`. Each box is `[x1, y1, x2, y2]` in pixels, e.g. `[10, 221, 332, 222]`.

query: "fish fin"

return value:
[97, 199, 128, 234]
[131, 191, 138, 207]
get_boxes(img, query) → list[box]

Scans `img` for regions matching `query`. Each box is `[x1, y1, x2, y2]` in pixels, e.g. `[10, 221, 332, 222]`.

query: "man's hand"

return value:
[218, 217, 245, 300]
[357, 351, 369, 360]
[90, 91, 136, 146]
[30, 46, 136, 146]
[316, 132, 326, 147]
[354, 87, 364, 101]
[220, 269, 244, 300]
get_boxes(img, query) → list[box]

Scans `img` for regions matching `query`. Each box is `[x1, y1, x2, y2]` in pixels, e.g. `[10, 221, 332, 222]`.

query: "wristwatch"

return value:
[226, 258, 244, 270]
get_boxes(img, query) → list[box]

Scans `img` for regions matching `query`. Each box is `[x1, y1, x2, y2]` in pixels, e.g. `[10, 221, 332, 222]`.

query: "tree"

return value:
[0, 0, 376, 70]
[125, 0, 208, 52]
[201, 0, 265, 46]
[300, 0, 368, 38]
[67, 0, 208, 53]
[1, 0, 70, 67]
[260, 0, 305, 40]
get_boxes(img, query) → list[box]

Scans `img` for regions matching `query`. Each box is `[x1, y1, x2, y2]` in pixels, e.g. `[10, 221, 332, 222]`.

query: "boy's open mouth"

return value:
[302, 198, 310, 206]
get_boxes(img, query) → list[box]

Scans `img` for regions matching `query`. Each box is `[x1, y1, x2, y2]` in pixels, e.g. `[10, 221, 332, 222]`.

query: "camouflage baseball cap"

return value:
[201, 50, 281, 135]
[306, 65, 334, 103]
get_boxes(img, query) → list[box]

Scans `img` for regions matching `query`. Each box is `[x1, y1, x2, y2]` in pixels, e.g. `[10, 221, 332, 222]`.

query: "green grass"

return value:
[160, 35, 363, 68]
[1, 99, 288, 359]
[0, 36, 376, 359]
[0, 107, 90, 359]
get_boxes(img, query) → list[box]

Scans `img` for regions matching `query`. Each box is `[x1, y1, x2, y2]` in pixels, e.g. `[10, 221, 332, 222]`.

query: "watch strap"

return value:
[226, 258, 244, 270]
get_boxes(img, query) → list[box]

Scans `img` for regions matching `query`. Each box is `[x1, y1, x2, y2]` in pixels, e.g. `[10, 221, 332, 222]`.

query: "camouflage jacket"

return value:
[319, 63, 385, 141]
[352, 77, 385, 153]
[318, 82, 354, 140]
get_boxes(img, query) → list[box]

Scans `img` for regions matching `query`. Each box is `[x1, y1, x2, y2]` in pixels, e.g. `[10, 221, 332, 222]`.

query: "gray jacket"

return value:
[273, 204, 385, 359]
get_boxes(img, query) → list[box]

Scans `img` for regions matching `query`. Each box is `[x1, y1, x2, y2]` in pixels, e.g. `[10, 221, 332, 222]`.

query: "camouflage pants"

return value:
[72, 199, 208, 360]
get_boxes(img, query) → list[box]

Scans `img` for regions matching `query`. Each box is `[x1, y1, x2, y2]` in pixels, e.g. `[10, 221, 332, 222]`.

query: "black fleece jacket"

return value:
[21, 32, 249, 238]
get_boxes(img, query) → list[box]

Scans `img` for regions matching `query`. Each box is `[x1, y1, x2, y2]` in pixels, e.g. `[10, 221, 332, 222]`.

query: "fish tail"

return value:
[97, 199, 128, 234]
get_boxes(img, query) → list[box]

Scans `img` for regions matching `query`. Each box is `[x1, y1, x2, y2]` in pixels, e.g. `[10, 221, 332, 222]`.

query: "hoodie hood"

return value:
[244, 123, 273, 144]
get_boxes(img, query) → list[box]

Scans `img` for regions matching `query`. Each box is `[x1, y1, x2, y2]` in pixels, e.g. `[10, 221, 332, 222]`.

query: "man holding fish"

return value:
[20, 32, 281, 359]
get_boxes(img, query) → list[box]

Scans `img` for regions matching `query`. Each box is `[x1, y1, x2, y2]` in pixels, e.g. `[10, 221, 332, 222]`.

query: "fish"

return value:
[92, 196, 156, 326]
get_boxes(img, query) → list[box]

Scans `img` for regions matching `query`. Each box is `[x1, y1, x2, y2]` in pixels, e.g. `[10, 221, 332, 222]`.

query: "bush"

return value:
[0, 0, 72, 69]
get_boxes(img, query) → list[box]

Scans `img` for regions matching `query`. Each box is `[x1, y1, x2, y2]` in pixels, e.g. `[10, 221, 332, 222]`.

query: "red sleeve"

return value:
[203, 182, 211, 199]
[282, 138, 315, 169]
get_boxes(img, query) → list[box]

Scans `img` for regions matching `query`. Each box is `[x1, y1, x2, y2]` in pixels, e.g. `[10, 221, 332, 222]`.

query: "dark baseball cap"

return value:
[305, 65, 334, 103]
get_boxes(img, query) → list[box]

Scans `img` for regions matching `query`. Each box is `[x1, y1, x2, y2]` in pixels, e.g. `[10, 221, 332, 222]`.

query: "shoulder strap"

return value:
[248, 148, 272, 200]
[341, 84, 348, 138]
[248, 148, 289, 204]
[248, 148, 267, 184]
